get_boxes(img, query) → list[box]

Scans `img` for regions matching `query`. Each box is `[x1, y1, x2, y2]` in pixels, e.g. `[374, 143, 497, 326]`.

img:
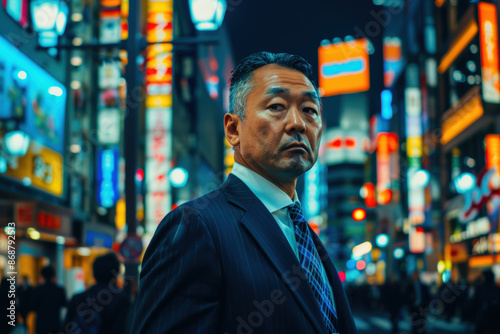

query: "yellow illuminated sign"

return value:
[4, 143, 63, 196]
[318, 39, 370, 97]
[441, 93, 484, 145]
[438, 19, 478, 74]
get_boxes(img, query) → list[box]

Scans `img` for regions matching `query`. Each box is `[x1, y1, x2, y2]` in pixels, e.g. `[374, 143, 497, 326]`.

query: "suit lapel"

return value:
[312, 230, 356, 333]
[221, 175, 327, 334]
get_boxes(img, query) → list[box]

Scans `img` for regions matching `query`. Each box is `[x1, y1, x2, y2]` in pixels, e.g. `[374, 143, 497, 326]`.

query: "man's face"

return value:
[232, 64, 323, 184]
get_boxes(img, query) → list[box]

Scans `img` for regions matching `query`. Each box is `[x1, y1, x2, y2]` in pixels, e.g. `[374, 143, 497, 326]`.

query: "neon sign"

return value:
[459, 167, 500, 227]
[97, 148, 119, 208]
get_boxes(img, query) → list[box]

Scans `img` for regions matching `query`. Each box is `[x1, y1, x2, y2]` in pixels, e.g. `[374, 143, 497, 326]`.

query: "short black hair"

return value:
[229, 52, 320, 119]
[41, 265, 55, 281]
[93, 253, 120, 284]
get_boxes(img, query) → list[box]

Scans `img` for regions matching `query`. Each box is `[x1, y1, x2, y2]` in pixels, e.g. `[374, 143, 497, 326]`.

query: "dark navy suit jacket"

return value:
[131, 174, 357, 333]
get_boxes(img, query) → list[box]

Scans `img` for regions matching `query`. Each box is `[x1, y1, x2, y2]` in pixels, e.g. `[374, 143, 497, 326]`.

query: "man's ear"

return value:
[224, 113, 241, 147]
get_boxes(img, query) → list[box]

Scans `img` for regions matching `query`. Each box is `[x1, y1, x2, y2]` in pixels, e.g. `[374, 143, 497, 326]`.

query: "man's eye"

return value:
[269, 104, 285, 111]
[304, 107, 318, 114]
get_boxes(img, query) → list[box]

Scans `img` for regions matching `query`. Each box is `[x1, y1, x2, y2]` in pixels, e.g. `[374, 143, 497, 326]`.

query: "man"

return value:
[64, 253, 130, 334]
[32, 265, 67, 334]
[132, 52, 356, 333]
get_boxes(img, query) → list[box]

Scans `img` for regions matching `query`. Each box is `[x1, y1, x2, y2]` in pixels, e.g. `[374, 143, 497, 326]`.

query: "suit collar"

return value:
[220, 174, 328, 334]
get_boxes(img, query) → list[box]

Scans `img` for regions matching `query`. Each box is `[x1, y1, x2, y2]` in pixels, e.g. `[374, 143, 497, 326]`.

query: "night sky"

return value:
[225, 0, 381, 75]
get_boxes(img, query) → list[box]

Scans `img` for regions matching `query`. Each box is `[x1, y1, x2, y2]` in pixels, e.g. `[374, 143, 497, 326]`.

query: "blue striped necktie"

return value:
[289, 202, 338, 333]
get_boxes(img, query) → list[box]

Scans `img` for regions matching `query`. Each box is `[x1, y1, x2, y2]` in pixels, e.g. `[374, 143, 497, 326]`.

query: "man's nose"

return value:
[284, 106, 306, 134]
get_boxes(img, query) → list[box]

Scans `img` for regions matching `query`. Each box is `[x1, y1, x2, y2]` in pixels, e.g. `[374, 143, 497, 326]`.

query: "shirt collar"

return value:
[231, 163, 296, 213]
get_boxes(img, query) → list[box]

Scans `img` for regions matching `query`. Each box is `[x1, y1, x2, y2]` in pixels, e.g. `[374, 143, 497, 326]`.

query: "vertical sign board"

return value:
[97, 148, 119, 208]
[318, 39, 370, 97]
[145, 0, 173, 234]
[405, 86, 426, 252]
[376, 133, 398, 204]
[479, 2, 500, 104]
[383, 37, 403, 88]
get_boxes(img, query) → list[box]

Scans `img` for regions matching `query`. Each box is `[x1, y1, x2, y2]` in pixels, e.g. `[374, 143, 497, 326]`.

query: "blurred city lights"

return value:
[17, 70, 27, 80]
[0, 156, 7, 173]
[70, 80, 82, 90]
[72, 37, 83, 46]
[69, 144, 81, 153]
[77, 247, 91, 256]
[71, 13, 83, 22]
[48, 86, 64, 96]
[338, 271, 346, 282]
[346, 259, 356, 269]
[352, 241, 372, 258]
[356, 260, 366, 270]
[437, 260, 446, 273]
[378, 189, 392, 205]
[454, 173, 476, 193]
[352, 208, 366, 221]
[381, 89, 393, 120]
[71, 56, 83, 66]
[29, 229, 41, 240]
[136, 169, 144, 182]
[169, 167, 189, 188]
[409, 169, 430, 188]
[56, 236, 65, 245]
[442, 270, 451, 283]
[375, 234, 389, 247]
[365, 263, 377, 275]
[394, 248, 405, 259]
[4, 131, 30, 156]
[188, 0, 227, 31]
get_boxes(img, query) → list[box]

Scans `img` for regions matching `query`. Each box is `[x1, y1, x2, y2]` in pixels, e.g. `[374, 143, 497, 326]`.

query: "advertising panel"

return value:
[3, 142, 63, 196]
[0, 35, 66, 153]
[478, 2, 500, 104]
[318, 39, 370, 97]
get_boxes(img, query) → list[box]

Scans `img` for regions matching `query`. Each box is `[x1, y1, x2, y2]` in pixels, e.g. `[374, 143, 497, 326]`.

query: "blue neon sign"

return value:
[97, 148, 119, 208]
[381, 90, 393, 120]
[321, 57, 366, 78]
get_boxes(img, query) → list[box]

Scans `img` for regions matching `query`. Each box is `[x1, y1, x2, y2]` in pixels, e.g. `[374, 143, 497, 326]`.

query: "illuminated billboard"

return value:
[145, 0, 173, 234]
[478, 2, 500, 104]
[318, 39, 370, 97]
[0, 35, 66, 154]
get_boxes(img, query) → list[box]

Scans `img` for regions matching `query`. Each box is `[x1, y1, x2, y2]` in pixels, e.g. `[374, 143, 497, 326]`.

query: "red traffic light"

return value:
[352, 208, 366, 221]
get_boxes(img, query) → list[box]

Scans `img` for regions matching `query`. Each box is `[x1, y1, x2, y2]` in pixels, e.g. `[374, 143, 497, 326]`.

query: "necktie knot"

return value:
[288, 202, 305, 225]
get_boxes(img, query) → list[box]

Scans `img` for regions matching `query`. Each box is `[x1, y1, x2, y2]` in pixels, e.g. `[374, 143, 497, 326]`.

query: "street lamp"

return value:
[30, 0, 69, 48]
[188, 0, 227, 31]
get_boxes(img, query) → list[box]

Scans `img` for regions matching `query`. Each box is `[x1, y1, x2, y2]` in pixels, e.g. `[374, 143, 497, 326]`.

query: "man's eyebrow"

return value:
[303, 91, 320, 103]
[265, 87, 289, 96]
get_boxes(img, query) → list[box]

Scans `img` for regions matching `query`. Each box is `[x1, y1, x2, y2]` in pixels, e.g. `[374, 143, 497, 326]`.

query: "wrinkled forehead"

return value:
[250, 65, 321, 103]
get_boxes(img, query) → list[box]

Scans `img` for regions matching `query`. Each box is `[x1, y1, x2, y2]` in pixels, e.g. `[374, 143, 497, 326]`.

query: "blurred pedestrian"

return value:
[32, 265, 67, 334]
[405, 270, 431, 334]
[383, 274, 404, 334]
[64, 252, 129, 334]
[1, 277, 15, 333]
[17, 275, 33, 329]
[473, 270, 500, 334]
